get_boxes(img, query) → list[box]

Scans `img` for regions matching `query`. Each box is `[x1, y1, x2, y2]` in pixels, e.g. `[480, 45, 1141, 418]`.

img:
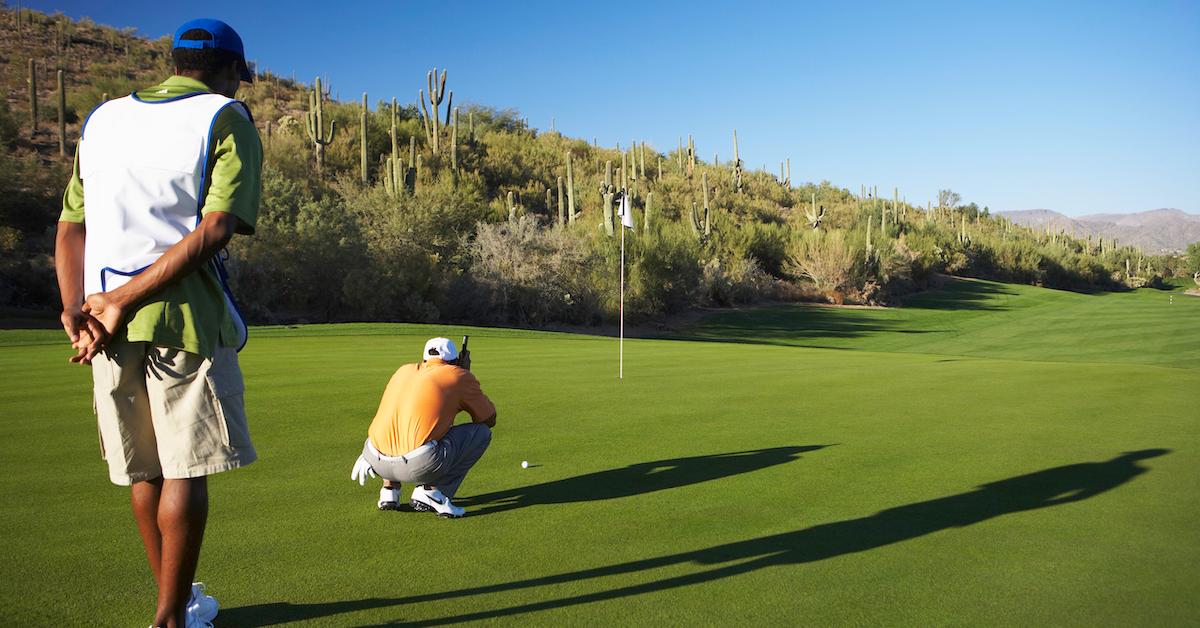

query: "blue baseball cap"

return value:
[173, 18, 253, 82]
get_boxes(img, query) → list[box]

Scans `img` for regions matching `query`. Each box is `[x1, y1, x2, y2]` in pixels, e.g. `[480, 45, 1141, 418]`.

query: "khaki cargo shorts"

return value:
[91, 338, 256, 485]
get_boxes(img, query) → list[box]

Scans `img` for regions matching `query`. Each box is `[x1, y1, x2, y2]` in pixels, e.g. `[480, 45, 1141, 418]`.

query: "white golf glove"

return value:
[351, 455, 377, 486]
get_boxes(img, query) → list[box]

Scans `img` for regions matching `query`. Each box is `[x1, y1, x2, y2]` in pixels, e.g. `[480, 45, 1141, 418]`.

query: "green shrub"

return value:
[786, 229, 861, 303]
[454, 216, 604, 325]
[626, 223, 704, 316]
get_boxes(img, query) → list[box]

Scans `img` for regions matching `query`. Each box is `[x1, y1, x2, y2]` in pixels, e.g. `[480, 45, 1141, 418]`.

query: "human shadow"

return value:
[219, 600, 393, 626]
[456, 445, 826, 516]
[219, 449, 1168, 626]
[218, 446, 822, 626]
[386, 449, 1169, 626]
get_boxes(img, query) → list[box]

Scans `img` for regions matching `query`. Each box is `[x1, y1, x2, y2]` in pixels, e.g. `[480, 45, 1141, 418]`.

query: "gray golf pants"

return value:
[362, 423, 492, 498]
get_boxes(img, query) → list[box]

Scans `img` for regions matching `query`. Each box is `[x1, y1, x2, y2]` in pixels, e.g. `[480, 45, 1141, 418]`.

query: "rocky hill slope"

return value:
[999, 208, 1200, 253]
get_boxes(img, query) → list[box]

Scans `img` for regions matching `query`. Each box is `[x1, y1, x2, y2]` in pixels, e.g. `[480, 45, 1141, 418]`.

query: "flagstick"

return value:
[619, 210, 625, 380]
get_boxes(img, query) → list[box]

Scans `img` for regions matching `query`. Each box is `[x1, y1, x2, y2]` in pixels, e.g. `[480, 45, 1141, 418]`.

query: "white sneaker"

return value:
[410, 485, 465, 518]
[378, 486, 401, 511]
[185, 613, 213, 628]
[186, 582, 218, 626]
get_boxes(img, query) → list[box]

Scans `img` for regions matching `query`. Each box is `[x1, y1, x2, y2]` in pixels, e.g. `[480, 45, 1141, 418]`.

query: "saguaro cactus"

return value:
[305, 77, 337, 174]
[359, 92, 368, 184]
[804, 193, 825, 229]
[557, 176, 565, 225]
[389, 98, 399, 160]
[57, 69, 66, 158]
[621, 151, 629, 191]
[408, 136, 417, 189]
[384, 155, 405, 197]
[688, 200, 711, 239]
[687, 134, 696, 178]
[601, 160, 615, 236]
[451, 107, 459, 171]
[28, 59, 37, 137]
[565, 153, 576, 225]
[419, 68, 449, 154]
[866, 214, 875, 259]
[732, 129, 743, 193]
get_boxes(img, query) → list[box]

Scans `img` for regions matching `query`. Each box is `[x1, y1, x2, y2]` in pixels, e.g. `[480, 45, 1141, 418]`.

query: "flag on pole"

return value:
[618, 191, 634, 228]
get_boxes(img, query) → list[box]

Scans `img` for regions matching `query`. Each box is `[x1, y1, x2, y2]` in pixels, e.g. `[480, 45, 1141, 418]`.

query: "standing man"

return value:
[351, 338, 497, 518]
[55, 19, 261, 628]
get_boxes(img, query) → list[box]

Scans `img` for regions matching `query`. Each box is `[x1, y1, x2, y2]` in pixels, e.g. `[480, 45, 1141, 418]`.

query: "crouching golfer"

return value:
[351, 337, 496, 518]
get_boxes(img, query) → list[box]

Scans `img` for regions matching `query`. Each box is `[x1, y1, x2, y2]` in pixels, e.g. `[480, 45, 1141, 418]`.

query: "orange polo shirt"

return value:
[367, 359, 497, 456]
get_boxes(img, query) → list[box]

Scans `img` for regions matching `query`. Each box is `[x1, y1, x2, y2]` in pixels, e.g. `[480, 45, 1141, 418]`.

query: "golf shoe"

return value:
[378, 486, 401, 511]
[410, 486, 465, 518]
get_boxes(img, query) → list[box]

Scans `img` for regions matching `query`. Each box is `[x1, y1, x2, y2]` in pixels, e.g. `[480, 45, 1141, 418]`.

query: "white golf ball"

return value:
[521, 460, 529, 469]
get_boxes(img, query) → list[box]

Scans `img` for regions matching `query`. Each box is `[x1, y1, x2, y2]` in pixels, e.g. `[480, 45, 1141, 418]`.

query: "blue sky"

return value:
[27, 0, 1200, 215]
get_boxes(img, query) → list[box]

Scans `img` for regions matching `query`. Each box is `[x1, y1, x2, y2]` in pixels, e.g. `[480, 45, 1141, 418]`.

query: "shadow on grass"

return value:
[899, 277, 1018, 311]
[219, 449, 1167, 626]
[456, 445, 825, 516]
[670, 278, 1015, 350]
[681, 305, 921, 344]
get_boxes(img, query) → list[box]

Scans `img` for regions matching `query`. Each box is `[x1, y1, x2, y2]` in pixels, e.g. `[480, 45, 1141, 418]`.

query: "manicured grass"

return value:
[0, 281, 1196, 626]
[685, 277, 1200, 369]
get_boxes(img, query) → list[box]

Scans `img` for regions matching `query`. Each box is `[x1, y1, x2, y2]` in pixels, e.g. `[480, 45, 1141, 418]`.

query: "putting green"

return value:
[0, 279, 1196, 625]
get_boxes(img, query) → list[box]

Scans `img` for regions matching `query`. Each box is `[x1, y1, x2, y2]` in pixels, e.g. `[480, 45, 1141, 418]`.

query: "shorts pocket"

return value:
[204, 348, 250, 449]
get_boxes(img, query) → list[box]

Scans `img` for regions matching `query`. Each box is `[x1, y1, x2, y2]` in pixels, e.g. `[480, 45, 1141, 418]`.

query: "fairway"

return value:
[1, 279, 1197, 626]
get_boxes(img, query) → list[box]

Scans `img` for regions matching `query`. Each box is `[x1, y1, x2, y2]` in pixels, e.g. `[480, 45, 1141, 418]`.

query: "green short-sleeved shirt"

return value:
[60, 76, 262, 357]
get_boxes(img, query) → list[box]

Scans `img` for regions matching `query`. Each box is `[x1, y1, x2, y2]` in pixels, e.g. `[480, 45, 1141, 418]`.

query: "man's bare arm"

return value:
[81, 211, 241, 359]
[55, 221, 106, 362]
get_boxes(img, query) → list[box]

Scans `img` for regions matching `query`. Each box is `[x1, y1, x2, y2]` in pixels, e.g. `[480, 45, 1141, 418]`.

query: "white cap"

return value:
[422, 337, 459, 362]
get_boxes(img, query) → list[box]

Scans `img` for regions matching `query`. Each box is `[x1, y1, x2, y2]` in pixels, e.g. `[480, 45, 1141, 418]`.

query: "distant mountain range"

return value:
[997, 208, 1200, 253]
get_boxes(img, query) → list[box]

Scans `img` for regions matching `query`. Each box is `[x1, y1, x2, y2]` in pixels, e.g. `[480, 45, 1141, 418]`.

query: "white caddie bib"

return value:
[78, 91, 252, 349]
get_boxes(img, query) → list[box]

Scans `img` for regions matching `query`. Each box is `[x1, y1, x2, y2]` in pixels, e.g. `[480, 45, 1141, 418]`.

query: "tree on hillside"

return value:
[1187, 241, 1200, 274]
[938, 189, 962, 210]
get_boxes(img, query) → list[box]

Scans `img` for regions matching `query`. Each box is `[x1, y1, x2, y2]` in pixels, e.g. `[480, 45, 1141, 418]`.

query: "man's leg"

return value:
[93, 341, 167, 618]
[131, 478, 164, 583]
[152, 477, 208, 628]
[144, 344, 254, 626]
[432, 423, 492, 498]
[361, 440, 406, 509]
